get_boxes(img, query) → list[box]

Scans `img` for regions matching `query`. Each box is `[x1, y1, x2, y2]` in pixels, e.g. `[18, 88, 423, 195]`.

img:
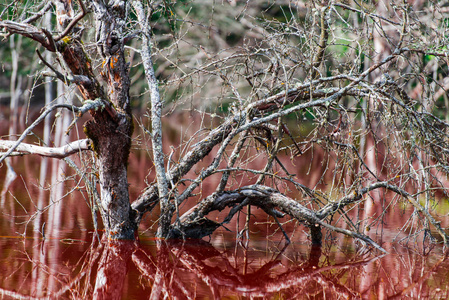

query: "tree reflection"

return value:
[1, 237, 448, 299]
[93, 240, 134, 300]
[79, 239, 379, 299]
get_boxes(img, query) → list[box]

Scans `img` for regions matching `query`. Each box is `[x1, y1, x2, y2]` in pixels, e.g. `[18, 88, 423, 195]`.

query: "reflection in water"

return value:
[94, 240, 134, 300]
[0, 158, 16, 206]
[0, 235, 448, 299]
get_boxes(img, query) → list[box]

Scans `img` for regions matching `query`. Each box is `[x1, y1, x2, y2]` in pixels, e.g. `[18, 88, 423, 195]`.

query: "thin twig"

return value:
[23, 2, 53, 24]
[36, 49, 67, 83]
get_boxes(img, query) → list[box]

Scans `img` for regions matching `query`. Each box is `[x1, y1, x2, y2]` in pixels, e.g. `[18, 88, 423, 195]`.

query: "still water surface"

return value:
[0, 228, 448, 299]
[1, 110, 448, 299]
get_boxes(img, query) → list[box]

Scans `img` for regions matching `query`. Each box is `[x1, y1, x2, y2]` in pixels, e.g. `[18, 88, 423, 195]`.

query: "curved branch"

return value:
[0, 100, 104, 164]
[0, 20, 54, 51]
[0, 139, 91, 158]
[170, 184, 386, 252]
[317, 181, 449, 245]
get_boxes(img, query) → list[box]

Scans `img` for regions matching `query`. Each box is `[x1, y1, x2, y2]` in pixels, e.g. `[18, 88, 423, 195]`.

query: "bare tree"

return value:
[1, 0, 449, 252]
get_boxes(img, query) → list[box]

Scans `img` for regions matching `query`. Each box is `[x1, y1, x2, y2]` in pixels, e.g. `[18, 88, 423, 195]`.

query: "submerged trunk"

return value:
[55, 37, 135, 239]
[55, 0, 136, 240]
[84, 114, 135, 239]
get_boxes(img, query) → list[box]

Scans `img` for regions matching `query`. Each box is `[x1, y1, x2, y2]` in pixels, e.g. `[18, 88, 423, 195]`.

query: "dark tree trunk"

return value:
[54, 0, 136, 239]
[84, 115, 135, 239]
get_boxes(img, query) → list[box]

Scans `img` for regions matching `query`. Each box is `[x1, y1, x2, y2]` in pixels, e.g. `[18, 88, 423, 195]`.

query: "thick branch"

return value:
[0, 139, 91, 158]
[0, 20, 54, 51]
[171, 185, 385, 252]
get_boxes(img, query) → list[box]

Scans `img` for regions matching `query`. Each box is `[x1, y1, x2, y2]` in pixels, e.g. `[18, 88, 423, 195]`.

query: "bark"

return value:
[0, 139, 91, 158]
[132, 0, 171, 238]
[39, 11, 53, 187]
[83, 0, 135, 239]
[169, 184, 385, 252]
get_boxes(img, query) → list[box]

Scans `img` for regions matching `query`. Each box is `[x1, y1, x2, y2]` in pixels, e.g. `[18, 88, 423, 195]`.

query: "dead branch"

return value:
[0, 100, 104, 164]
[170, 184, 385, 252]
[23, 2, 53, 24]
[132, 0, 171, 237]
[311, 3, 330, 79]
[333, 2, 401, 26]
[36, 49, 68, 83]
[0, 139, 91, 158]
[317, 182, 449, 244]
[0, 20, 54, 51]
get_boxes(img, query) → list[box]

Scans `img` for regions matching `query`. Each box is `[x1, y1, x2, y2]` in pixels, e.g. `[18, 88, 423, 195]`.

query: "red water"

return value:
[0, 232, 448, 299]
[1, 108, 448, 299]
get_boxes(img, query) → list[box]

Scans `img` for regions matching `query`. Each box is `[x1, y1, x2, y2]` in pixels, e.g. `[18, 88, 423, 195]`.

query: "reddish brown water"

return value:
[2, 234, 449, 299]
[1, 108, 449, 299]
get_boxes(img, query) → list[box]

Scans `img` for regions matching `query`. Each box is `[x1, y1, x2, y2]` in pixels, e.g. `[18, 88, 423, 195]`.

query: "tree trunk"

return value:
[85, 116, 135, 239]
[54, 0, 136, 239]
